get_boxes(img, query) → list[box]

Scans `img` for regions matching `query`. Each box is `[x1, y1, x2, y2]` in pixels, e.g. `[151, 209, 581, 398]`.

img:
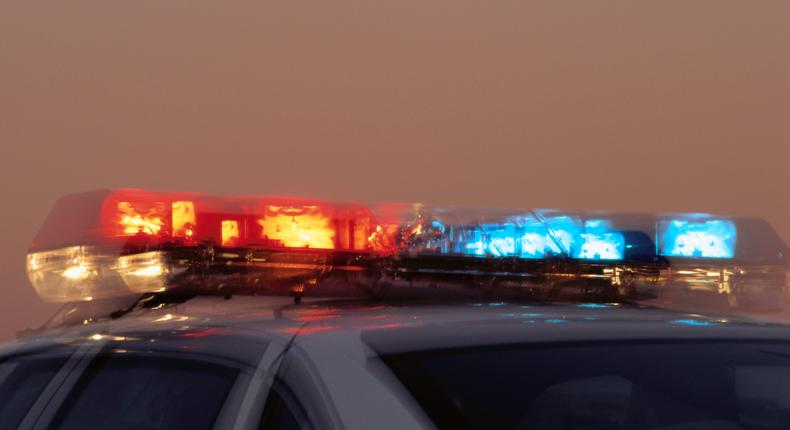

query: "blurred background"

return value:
[0, 1, 788, 341]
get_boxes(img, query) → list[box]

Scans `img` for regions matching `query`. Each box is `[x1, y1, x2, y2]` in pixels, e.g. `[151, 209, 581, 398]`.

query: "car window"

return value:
[382, 341, 790, 430]
[0, 356, 68, 429]
[259, 382, 313, 430]
[49, 355, 239, 430]
[260, 388, 301, 430]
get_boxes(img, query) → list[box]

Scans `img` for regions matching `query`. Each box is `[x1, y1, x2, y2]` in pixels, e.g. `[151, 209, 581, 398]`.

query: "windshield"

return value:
[383, 341, 790, 430]
[50, 355, 239, 430]
[0, 355, 68, 428]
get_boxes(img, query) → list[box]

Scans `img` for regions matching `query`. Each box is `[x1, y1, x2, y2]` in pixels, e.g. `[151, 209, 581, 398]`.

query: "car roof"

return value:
[9, 295, 790, 360]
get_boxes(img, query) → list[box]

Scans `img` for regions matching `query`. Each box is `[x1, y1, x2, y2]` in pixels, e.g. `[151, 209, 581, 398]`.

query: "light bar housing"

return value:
[27, 189, 789, 310]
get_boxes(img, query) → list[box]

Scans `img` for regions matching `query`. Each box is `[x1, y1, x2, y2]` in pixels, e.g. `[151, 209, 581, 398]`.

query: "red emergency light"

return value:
[30, 189, 372, 252]
[27, 189, 375, 302]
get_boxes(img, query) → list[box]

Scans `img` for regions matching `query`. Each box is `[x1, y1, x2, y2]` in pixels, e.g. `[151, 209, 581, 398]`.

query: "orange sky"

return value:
[1, 1, 788, 341]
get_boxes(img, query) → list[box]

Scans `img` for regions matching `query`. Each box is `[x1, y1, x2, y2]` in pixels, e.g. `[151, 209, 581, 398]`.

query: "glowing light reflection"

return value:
[117, 202, 165, 235]
[171, 201, 196, 237]
[62, 265, 90, 280]
[221, 220, 240, 246]
[671, 319, 718, 326]
[660, 219, 736, 258]
[545, 216, 582, 255]
[573, 220, 625, 260]
[259, 205, 335, 249]
[127, 265, 164, 278]
[521, 232, 548, 258]
[577, 303, 611, 309]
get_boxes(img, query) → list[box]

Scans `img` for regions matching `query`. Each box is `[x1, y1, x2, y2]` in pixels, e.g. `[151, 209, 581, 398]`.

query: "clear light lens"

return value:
[26, 246, 127, 302]
[117, 251, 170, 293]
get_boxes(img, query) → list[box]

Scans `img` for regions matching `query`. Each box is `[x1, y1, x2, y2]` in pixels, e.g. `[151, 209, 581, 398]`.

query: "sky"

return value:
[0, 0, 788, 341]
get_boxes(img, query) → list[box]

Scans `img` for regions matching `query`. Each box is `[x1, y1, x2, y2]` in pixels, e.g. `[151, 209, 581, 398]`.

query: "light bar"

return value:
[26, 190, 789, 308]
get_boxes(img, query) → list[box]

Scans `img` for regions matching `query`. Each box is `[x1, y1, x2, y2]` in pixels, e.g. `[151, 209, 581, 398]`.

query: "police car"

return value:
[4, 189, 790, 429]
